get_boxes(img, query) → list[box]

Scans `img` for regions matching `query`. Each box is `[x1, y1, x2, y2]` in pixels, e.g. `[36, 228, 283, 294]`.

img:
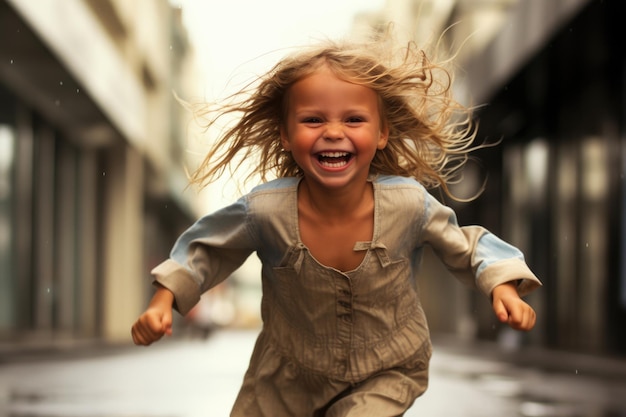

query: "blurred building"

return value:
[363, 0, 625, 357]
[0, 0, 201, 347]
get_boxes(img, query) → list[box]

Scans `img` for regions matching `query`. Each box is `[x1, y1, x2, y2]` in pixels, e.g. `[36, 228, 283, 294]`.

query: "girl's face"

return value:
[280, 66, 388, 191]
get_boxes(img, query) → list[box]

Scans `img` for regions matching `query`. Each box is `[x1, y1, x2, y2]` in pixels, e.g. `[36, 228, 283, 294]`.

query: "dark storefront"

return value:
[460, 0, 626, 355]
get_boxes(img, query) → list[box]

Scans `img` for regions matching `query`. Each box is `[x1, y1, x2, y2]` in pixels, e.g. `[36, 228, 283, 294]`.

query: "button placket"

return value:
[336, 284, 353, 324]
[334, 274, 354, 378]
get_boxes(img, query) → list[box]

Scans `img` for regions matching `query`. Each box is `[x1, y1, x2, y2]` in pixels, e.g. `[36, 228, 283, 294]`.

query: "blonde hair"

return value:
[187, 34, 481, 199]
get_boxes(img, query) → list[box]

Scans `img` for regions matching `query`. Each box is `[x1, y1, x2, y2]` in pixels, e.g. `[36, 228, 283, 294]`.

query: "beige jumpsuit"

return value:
[152, 175, 541, 416]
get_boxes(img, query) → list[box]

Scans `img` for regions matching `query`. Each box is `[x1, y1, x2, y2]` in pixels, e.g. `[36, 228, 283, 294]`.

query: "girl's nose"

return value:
[323, 123, 345, 140]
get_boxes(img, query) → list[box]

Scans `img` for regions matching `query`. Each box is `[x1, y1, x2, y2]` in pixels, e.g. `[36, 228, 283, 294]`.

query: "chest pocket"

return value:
[353, 257, 413, 307]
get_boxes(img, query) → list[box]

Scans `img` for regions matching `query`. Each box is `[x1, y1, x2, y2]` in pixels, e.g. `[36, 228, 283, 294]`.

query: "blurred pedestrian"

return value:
[131, 30, 541, 416]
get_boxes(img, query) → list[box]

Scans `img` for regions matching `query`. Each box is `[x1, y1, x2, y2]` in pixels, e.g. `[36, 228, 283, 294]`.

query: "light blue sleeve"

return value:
[420, 188, 541, 296]
[152, 195, 257, 314]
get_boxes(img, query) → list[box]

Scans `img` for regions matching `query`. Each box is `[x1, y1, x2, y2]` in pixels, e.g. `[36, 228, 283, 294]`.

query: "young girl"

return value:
[132, 36, 541, 416]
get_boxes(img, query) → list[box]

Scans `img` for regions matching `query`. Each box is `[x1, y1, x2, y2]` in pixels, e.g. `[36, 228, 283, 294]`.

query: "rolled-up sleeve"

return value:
[420, 189, 541, 297]
[151, 196, 257, 315]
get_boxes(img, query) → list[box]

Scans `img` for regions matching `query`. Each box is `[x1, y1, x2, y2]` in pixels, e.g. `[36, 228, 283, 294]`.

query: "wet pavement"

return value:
[1, 328, 625, 417]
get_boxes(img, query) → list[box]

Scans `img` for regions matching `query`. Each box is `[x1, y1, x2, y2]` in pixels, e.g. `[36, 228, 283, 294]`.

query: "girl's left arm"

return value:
[419, 188, 542, 303]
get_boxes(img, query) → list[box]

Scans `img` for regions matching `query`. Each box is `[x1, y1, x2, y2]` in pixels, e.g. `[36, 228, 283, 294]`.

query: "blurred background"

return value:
[0, 0, 625, 415]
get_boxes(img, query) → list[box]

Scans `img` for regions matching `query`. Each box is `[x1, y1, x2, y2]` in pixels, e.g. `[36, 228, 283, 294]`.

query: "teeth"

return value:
[317, 151, 351, 168]
[320, 160, 348, 168]
[319, 151, 349, 158]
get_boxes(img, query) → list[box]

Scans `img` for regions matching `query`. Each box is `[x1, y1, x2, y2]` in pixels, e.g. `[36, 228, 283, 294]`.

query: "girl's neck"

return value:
[297, 176, 376, 271]
[299, 178, 373, 221]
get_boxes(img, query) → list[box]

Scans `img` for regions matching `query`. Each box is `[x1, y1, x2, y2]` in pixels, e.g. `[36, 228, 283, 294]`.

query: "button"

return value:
[338, 300, 351, 308]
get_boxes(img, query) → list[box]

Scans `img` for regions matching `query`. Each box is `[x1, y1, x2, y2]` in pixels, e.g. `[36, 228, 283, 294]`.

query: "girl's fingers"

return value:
[494, 300, 509, 323]
[508, 303, 536, 331]
[494, 296, 537, 331]
[131, 312, 169, 345]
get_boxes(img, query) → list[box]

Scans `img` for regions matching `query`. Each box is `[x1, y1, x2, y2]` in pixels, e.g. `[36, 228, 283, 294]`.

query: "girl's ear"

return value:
[280, 127, 291, 151]
[377, 125, 389, 150]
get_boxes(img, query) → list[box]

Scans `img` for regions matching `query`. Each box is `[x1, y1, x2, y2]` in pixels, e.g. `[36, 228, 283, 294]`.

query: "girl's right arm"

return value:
[131, 284, 174, 346]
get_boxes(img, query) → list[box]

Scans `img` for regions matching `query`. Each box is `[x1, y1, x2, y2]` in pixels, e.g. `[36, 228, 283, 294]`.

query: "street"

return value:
[1, 328, 625, 417]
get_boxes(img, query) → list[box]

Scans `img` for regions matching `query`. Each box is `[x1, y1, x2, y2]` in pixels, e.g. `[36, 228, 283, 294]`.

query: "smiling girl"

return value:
[132, 36, 541, 416]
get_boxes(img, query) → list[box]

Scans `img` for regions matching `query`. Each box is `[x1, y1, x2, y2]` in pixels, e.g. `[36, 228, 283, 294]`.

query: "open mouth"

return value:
[317, 151, 353, 168]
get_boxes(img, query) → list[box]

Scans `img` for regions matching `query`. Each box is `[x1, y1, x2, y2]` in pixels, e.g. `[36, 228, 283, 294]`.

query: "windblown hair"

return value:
[187, 33, 482, 200]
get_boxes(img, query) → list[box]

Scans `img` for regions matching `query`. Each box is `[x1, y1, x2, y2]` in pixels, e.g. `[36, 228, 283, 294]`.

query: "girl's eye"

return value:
[346, 117, 364, 124]
[302, 117, 322, 124]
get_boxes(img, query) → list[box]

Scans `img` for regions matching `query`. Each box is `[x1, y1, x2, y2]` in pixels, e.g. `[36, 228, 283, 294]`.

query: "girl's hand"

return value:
[131, 286, 174, 345]
[491, 282, 537, 331]
[131, 307, 173, 345]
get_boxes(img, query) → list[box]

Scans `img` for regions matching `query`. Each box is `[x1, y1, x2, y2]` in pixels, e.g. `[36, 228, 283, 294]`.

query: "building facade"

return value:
[458, 0, 626, 356]
[0, 0, 199, 347]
